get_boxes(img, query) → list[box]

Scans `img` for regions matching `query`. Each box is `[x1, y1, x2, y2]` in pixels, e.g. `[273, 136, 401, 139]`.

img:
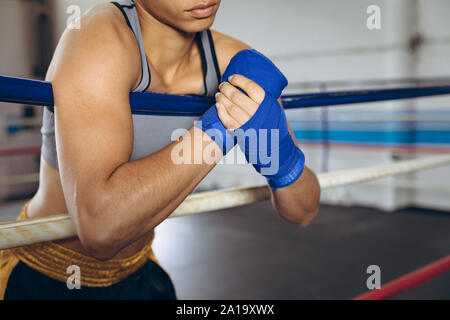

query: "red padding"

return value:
[354, 255, 450, 300]
[0, 146, 41, 157]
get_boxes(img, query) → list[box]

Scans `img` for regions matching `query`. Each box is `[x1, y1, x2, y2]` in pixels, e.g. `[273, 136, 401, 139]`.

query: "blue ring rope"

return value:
[1, 75, 450, 116]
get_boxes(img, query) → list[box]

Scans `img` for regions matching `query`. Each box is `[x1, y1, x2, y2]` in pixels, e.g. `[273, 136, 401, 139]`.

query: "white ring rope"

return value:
[368, 179, 450, 192]
[1, 154, 449, 250]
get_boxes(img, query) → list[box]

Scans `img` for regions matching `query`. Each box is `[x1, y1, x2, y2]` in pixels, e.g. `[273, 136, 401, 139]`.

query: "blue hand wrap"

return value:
[197, 49, 305, 190]
[236, 91, 305, 190]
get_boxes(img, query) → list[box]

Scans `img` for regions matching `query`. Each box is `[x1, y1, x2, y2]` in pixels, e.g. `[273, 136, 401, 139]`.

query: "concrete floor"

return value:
[1, 200, 449, 299]
[153, 201, 450, 300]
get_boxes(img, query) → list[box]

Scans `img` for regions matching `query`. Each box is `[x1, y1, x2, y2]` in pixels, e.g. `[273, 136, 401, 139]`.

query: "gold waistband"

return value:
[10, 201, 157, 287]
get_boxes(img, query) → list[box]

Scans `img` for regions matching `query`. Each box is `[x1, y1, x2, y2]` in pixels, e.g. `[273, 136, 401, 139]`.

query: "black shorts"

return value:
[4, 260, 177, 300]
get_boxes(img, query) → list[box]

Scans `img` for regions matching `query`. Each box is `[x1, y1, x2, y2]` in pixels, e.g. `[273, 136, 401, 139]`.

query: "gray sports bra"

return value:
[41, 0, 221, 170]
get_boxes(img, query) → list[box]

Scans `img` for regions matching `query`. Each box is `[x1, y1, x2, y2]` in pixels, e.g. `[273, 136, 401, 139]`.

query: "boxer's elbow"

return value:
[79, 227, 119, 261]
[275, 186, 320, 227]
[73, 193, 124, 261]
[296, 206, 319, 227]
[296, 191, 320, 227]
[279, 205, 319, 227]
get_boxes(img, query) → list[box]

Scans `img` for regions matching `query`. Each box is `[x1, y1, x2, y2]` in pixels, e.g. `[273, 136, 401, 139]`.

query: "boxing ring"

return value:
[1, 75, 450, 299]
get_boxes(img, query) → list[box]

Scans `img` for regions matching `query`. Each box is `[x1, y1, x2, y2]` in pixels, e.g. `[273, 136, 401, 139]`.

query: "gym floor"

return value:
[1, 200, 449, 299]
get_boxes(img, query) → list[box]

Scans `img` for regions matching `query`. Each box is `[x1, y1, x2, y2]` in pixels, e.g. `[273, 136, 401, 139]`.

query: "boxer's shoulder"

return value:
[48, 3, 140, 90]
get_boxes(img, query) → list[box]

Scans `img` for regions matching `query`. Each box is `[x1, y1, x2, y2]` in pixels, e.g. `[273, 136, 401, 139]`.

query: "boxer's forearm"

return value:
[76, 127, 221, 260]
[271, 166, 320, 227]
[268, 98, 320, 226]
